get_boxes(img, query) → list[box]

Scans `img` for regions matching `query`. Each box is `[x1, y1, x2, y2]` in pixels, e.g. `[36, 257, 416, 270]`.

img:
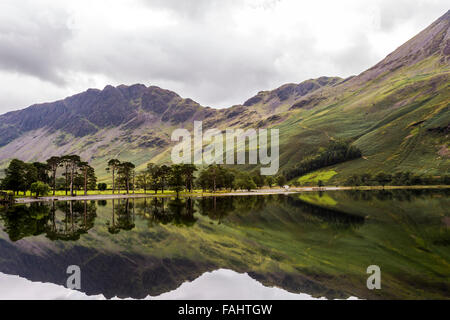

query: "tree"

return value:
[284, 140, 362, 181]
[252, 172, 266, 189]
[136, 171, 150, 193]
[79, 162, 96, 195]
[208, 165, 220, 192]
[65, 155, 81, 196]
[30, 181, 50, 198]
[276, 175, 287, 188]
[392, 172, 412, 186]
[97, 183, 107, 191]
[32, 162, 50, 184]
[59, 155, 80, 196]
[147, 163, 160, 194]
[1, 159, 27, 195]
[117, 162, 135, 194]
[59, 156, 71, 195]
[169, 164, 185, 198]
[46, 156, 61, 195]
[360, 173, 372, 186]
[345, 174, 361, 186]
[23, 163, 38, 194]
[181, 164, 197, 192]
[196, 169, 209, 192]
[375, 172, 392, 188]
[222, 170, 235, 191]
[106, 159, 121, 194]
[266, 176, 275, 188]
[158, 165, 170, 194]
[235, 173, 256, 191]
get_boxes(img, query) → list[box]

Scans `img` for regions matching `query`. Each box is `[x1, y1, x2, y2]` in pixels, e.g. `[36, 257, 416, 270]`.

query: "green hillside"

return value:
[0, 11, 448, 183]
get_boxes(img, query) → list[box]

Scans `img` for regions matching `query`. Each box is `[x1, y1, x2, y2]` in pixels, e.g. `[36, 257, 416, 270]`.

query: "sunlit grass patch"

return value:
[297, 170, 338, 185]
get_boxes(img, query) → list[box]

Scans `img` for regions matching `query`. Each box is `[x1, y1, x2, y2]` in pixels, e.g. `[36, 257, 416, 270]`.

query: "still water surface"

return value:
[0, 190, 449, 299]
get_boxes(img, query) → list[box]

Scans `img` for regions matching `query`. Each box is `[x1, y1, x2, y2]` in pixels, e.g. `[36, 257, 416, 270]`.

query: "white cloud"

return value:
[0, 0, 448, 114]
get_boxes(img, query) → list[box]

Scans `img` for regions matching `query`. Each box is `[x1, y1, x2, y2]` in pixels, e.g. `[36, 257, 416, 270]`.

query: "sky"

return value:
[0, 0, 448, 114]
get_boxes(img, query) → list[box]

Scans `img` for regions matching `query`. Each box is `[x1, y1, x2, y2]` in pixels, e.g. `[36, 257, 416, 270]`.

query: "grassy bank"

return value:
[9, 184, 450, 203]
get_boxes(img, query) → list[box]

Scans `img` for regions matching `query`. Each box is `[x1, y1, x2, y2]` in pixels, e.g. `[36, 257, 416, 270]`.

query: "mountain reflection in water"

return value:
[0, 190, 449, 299]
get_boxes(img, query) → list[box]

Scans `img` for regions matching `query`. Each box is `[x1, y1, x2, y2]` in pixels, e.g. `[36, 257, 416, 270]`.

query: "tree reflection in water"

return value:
[135, 197, 197, 227]
[0, 190, 448, 300]
[0, 200, 97, 241]
[46, 200, 96, 241]
[107, 199, 136, 234]
[0, 194, 369, 242]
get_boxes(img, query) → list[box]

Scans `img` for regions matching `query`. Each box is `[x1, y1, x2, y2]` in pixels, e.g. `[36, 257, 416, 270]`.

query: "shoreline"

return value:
[12, 185, 450, 203]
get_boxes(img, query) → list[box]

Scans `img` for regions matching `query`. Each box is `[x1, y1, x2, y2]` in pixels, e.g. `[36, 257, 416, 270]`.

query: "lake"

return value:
[0, 189, 449, 299]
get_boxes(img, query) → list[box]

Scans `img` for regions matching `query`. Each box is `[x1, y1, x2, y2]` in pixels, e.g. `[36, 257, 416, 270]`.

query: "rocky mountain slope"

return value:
[0, 10, 449, 183]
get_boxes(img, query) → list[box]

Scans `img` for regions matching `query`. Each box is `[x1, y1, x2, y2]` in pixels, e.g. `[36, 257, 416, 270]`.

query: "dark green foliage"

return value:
[169, 164, 185, 198]
[196, 165, 236, 192]
[97, 183, 107, 191]
[2, 156, 97, 196]
[30, 181, 50, 198]
[106, 159, 121, 193]
[285, 140, 362, 181]
[276, 175, 287, 187]
[1, 159, 27, 194]
[32, 162, 50, 184]
[266, 176, 275, 188]
[252, 172, 266, 189]
[46, 156, 61, 195]
[117, 162, 135, 194]
[344, 171, 449, 186]
[235, 173, 257, 191]
[1, 159, 37, 195]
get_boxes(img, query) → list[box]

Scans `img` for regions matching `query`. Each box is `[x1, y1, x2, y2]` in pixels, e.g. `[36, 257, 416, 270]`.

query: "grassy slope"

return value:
[276, 55, 449, 184]
[0, 20, 448, 184]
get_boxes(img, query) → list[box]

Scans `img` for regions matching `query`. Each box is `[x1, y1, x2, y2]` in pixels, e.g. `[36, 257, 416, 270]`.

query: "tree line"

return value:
[284, 140, 362, 181]
[111, 159, 289, 198]
[1, 155, 96, 197]
[1, 156, 293, 198]
[344, 171, 450, 187]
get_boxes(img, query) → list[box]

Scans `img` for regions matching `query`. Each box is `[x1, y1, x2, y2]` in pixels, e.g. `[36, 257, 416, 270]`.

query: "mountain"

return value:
[0, 10, 449, 183]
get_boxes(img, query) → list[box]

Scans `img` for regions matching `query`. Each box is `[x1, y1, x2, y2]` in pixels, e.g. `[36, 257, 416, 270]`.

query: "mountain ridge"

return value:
[0, 10, 449, 183]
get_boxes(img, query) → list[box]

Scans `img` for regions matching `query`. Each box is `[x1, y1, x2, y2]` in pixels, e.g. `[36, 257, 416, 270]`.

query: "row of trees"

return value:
[1, 155, 96, 197]
[1, 156, 291, 198]
[3, 156, 447, 198]
[107, 159, 290, 198]
[284, 140, 362, 181]
[344, 171, 450, 187]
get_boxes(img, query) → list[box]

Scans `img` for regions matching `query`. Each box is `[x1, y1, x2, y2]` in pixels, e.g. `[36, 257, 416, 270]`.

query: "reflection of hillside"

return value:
[0, 190, 449, 299]
[346, 188, 450, 202]
[287, 196, 365, 227]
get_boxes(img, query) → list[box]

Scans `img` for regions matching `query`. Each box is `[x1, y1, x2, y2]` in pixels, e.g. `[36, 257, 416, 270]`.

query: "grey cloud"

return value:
[67, 14, 285, 106]
[378, 0, 449, 32]
[140, 0, 239, 19]
[0, 0, 449, 114]
[0, 1, 72, 84]
[332, 34, 378, 76]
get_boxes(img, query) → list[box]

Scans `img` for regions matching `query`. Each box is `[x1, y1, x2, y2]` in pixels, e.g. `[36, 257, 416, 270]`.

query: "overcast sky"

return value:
[0, 0, 448, 114]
